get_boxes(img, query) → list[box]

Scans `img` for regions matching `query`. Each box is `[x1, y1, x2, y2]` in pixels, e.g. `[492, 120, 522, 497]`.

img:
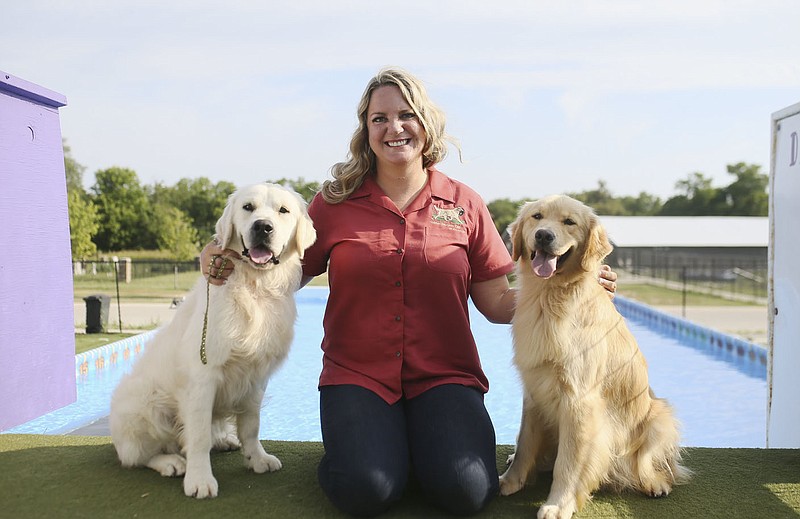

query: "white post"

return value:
[767, 102, 800, 448]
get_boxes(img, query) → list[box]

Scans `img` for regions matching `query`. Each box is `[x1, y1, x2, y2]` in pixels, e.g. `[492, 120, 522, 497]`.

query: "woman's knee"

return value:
[420, 455, 499, 516]
[318, 455, 407, 517]
[317, 385, 410, 515]
[406, 385, 499, 514]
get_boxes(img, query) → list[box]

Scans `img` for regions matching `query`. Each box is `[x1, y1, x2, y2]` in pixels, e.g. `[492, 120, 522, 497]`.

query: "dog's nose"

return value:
[535, 229, 554, 245]
[253, 220, 273, 236]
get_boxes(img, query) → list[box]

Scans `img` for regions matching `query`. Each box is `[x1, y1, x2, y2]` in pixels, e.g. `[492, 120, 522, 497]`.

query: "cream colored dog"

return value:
[110, 182, 316, 499]
[499, 195, 689, 518]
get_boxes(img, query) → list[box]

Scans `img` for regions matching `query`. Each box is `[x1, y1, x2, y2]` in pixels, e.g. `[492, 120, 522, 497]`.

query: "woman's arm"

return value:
[200, 240, 318, 289]
[470, 266, 618, 325]
[470, 276, 517, 325]
[300, 275, 315, 288]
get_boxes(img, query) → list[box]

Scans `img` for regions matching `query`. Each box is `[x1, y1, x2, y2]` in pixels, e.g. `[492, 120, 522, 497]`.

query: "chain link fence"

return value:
[609, 248, 767, 304]
[73, 259, 201, 280]
[73, 258, 202, 303]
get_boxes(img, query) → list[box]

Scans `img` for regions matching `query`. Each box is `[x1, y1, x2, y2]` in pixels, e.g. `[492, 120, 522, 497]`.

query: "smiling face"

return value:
[366, 84, 427, 171]
[215, 183, 316, 269]
[511, 195, 612, 280]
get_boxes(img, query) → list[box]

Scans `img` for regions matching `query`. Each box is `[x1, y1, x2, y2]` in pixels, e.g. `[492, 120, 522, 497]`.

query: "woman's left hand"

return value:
[200, 240, 240, 286]
[599, 264, 618, 298]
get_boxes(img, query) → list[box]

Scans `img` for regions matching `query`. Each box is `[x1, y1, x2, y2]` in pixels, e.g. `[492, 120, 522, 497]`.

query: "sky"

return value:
[3, 1, 799, 202]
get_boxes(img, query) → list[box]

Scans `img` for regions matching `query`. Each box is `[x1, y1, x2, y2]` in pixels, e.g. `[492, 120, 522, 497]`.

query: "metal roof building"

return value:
[600, 216, 769, 248]
[601, 217, 768, 298]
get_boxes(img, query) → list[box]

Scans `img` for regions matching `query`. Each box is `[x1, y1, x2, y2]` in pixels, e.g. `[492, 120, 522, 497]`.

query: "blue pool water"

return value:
[4, 288, 767, 448]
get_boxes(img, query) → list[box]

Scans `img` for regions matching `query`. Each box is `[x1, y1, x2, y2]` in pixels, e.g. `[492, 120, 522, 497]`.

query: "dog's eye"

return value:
[243, 203, 255, 212]
[564, 218, 576, 226]
[279, 206, 290, 214]
[532, 213, 542, 220]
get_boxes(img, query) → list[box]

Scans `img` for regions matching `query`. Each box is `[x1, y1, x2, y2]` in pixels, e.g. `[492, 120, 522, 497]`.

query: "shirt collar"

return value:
[427, 167, 456, 204]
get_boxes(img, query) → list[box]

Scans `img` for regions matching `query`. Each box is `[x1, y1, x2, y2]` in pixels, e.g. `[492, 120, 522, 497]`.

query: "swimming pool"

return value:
[4, 288, 767, 448]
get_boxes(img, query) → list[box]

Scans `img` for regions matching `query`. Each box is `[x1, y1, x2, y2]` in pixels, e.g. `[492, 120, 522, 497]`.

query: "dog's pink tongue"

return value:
[531, 252, 557, 279]
[248, 248, 274, 264]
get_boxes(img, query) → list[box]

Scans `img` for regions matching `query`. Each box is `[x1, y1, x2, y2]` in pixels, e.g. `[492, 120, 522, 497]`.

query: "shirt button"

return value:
[396, 248, 403, 255]
[395, 351, 401, 357]
[395, 281, 401, 287]
[399, 218, 406, 224]
[394, 315, 401, 321]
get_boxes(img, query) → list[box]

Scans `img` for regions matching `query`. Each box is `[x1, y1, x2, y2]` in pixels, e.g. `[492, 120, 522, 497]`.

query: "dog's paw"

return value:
[538, 503, 575, 519]
[506, 452, 515, 466]
[643, 480, 672, 498]
[147, 454, 186, 477]
[498, 474, 525, 496]
[247, 452, 282, 474]
[183, 471, 219, 499]
[213, 432, 241, 452]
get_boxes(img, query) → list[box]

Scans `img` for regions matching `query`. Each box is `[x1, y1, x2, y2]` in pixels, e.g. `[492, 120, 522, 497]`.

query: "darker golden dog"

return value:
[499, 195, 689, 519]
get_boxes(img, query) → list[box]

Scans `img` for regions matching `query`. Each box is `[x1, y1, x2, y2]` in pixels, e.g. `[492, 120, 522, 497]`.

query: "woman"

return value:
[203, 67, 617, 516]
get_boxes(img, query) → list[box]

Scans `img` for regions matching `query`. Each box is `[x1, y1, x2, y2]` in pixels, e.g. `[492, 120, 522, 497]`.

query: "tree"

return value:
[660, 172, 728, 215]
[270, 177, 321, 204]
[659, 165, 768, 216]
[150, 177, 236, 241]
[566, 181, 664, 215]
[63, 141, 100, 258]
[569, 181, 627, 215]
[618, 192, 662, 216]
[722, 162, 768, 216]
[67, 189, 99, 259]
[151, 204, 200, 261]
[487, 198, 525, 235]
[91, 167, 154, 250]
[63, 140, 86, 195]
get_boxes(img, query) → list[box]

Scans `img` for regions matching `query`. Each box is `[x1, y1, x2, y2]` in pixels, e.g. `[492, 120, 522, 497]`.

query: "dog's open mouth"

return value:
[530, 248, 572, 279]
[245, 244, 275, 266]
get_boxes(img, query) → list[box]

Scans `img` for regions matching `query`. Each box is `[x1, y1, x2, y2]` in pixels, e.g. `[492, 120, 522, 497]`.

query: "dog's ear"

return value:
[294, 211, 317, 259]
[289, 191, 316, 259]
[510, 203, 530, 261]
[582, 215, 613, 271]
[214, 191, 238, 250]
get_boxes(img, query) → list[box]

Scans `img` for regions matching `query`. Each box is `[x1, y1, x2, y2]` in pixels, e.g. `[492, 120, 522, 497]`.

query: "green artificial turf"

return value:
[1, 435, 799, 518]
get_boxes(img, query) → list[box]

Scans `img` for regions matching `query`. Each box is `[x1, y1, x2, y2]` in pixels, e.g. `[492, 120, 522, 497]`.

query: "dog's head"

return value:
[510, 195, 612, 280]
[214, 183, 317, 269]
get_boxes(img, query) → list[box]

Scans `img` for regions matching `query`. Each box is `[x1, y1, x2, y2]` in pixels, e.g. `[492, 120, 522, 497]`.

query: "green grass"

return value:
[73, 271, 330, 303]
[2, 435, 799, 519]
[99, 249, 193, 260]
[73, 271, 201, 303]
[617, 283, 749, 306]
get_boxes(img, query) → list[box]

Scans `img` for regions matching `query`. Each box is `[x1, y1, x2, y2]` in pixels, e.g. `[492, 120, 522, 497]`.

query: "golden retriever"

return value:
[110, 182, 316, 499]
[499, 195, 689, 518]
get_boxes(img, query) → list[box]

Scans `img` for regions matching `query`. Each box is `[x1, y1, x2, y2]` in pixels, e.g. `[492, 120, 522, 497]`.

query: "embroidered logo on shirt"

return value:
[432, 206, 466, 226]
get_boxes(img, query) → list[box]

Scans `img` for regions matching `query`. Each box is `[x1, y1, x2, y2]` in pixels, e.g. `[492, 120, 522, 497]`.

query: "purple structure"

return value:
[0, 71, 75, 430]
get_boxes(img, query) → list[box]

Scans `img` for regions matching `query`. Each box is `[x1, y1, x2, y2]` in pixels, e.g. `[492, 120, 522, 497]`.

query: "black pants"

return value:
[317, 384, 499, 517]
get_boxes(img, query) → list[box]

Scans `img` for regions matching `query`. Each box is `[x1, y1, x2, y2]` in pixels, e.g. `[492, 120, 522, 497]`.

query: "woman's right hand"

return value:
[200, 240, 240, 286]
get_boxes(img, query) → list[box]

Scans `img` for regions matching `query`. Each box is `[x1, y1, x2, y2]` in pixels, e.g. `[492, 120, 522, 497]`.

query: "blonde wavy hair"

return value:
[321, 67, 459, 204]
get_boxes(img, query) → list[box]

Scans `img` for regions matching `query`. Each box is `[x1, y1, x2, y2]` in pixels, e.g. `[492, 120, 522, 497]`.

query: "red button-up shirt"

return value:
[302, 168, 514, 404]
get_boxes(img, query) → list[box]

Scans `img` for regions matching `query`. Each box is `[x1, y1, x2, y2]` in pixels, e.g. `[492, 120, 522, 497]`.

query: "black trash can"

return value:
[84, 294, 111, 334]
